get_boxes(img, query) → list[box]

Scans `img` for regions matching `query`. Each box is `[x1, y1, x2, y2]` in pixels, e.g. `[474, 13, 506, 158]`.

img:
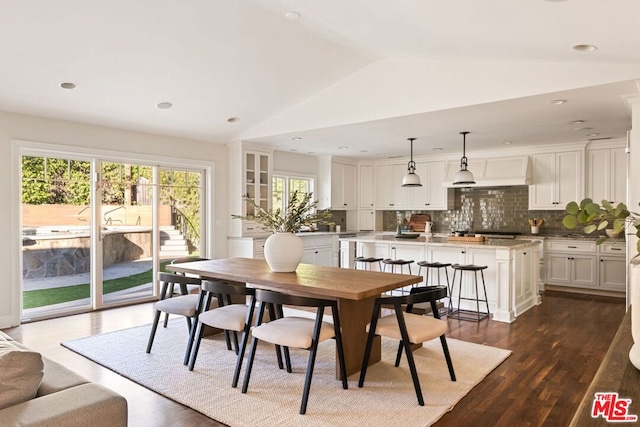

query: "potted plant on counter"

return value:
[562, 198, 640, 252]
[231, 191, 333, 272]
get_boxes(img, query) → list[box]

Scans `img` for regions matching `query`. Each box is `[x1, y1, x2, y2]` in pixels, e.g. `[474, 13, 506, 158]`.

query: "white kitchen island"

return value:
[340, 234, 541, 323]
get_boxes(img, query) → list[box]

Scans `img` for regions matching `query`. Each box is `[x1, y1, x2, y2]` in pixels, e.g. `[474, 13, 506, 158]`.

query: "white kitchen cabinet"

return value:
[301, 235, 338, 267]
[359, 209, 375, 231]
[375, 163, 411, 209]
[355, 241, 389, 271]
[389, 244, 424, 273]
[545, 240, 598, 288]
[545, 239, 625, 293]
[227, 237, 266, 259]
[359, 164, 375, 208]
[529, 150, 583, 210]
[599, 255, 626, 291]
[514, 248, 535, 314]
[587, 145, 627, 205]
[228, 142, 273, 237]
[547, 253, 597, 287]
[331, 162, 357, 210]
[413, 160, 448, 210]
[598, 241, 626, 292]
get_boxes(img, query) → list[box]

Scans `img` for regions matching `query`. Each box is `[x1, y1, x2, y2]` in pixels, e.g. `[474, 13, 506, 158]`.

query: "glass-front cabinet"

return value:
[227, 142, 273, 238]
[244, 151, 270, 214]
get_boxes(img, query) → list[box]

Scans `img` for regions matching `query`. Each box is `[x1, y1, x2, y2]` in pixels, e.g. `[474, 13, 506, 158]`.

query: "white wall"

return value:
[0, 111, 228, 327]
[272, 151, 318, 176]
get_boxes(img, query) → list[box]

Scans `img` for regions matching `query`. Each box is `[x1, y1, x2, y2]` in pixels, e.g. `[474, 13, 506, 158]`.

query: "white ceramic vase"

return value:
[264, 232, 303, 272]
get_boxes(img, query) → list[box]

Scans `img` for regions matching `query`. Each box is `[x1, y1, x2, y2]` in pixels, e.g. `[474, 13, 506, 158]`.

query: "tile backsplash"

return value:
[382, 185, 568, 235]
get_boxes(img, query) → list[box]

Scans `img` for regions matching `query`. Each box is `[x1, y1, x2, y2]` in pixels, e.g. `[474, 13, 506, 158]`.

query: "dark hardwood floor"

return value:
[3, 290, 625, 427]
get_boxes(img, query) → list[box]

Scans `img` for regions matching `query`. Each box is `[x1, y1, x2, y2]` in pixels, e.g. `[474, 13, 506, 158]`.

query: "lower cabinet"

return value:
[544, 239, 625, 292]
[546, 253, 597, 287]
[514, 248, 536, 314]
[228, 237, 266, 259]
[301, 235, 338, 267]
[229, 235, 338, 267]
[599, 255, 626, 292]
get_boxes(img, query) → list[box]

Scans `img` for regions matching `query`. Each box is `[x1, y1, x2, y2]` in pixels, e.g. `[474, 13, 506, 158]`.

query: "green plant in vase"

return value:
[231, 191, 332, 272]
[562, 198, 640, 254]
[232, 190, 332, 233]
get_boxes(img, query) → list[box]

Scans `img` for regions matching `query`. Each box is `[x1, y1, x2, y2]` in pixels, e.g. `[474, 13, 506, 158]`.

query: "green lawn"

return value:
[23, 261, 171, 309]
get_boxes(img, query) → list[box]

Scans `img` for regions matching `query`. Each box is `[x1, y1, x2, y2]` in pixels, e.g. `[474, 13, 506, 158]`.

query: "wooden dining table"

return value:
[166, 257, 423, 378]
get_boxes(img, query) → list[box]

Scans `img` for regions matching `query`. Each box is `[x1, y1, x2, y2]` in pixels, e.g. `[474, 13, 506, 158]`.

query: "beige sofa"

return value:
[0, 330, 127, 426]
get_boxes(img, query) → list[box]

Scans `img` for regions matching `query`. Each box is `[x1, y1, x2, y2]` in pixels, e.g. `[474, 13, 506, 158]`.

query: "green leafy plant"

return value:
[563, 198, 640, 253]
[232, 190, 332, 233]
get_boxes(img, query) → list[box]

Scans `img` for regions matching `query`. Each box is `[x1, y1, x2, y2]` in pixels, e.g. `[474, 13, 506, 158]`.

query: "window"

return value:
[272, 175, 313, 213]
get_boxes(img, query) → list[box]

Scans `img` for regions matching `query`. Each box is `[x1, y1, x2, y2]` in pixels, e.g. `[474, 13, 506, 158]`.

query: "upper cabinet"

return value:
[375, 163, 411, 209]
[587, 142, 627, 205]
[317, 156, 357, 210]
[529, 150, 583, 210]
[244, 151, 271, 214]
[359, 164, 375, 208]
[375, 161, 448, 210]
[413, 161, 448, 210]
[331, 162, 357, 210]
[228, 142, 273, 237]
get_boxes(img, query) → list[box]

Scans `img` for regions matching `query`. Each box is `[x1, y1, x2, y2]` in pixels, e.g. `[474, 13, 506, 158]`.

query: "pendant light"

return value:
[402, 137, 422, 187]
[453, 131, 475, 185]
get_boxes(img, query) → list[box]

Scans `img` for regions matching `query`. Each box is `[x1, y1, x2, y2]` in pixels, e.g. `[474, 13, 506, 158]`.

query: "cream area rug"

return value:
[61, 318, 510, 427]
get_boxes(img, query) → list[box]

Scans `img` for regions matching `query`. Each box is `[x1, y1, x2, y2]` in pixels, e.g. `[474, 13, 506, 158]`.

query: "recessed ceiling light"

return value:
[156, 102, 172, 109]
[59, 82, 76, 89]
[586, 133, 600, 138]
[502, 141, 513, 145]
[337, 146, 349, 150]
[290, 137, 302, 141]
[574, 126, 593, 131]
[433, 148, 444, 152]
[545, 99, 567, 105]
[359, 150, 368, 153]
[307, 152, 315, 154]
[573, 44, 598, 52]
[568, 120, 584, 125]
[227, 117, 240, 123]
[285, 11, 300, 19]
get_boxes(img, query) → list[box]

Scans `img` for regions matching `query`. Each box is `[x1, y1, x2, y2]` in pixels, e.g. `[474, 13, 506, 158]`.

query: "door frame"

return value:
[11, 139, 215, 324]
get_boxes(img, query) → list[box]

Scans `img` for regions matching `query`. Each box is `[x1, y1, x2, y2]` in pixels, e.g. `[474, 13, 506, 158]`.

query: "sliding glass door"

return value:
[20, 151, 205, 321]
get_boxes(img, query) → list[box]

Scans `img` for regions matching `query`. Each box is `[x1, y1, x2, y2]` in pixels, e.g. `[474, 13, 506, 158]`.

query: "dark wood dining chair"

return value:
[145, 272, 205, 354]
[238, 289, 348, 415]
[164, 257, 209, 327]
[186, 280, 255, 370]
[358, 285, 456, 406]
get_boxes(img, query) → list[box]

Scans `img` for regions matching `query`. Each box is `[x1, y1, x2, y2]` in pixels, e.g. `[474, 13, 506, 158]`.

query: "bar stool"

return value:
[382, 259, 414, 296]
[382, 259, 414, 274]
[450, 264, 490, 322]
[416, 261, 452, 316]
[353, 257, 383, 271]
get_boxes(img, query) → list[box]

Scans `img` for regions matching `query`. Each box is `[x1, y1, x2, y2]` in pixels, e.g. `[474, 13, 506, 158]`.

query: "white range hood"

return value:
[443, 155, 531, 187]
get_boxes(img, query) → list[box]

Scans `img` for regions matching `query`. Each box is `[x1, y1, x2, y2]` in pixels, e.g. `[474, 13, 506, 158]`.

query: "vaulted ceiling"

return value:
[2, 0, 639, 158]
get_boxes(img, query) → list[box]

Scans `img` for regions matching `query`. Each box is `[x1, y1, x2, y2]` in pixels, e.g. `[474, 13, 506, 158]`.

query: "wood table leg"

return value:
[336, 296, 381, 379]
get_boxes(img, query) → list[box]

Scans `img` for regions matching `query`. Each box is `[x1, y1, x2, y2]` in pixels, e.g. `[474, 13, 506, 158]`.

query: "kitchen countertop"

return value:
[340, 234, 541, 249]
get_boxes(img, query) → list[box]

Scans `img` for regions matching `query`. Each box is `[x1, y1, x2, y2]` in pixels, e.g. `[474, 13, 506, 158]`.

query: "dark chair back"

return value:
[253, 288, 337, 311]
[157, 272, 202, 299]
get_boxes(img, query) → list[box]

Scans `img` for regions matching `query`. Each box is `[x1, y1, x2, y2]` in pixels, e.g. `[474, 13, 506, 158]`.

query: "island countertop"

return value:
[340, 234, 541, 249]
